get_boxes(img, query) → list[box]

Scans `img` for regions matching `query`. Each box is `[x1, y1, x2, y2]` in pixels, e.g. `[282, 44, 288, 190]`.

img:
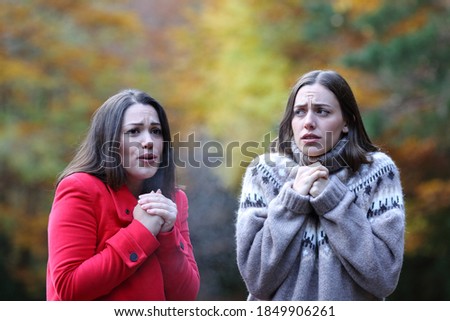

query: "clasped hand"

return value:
[133, 189, 177, 235]
[292, 162, 329, 197]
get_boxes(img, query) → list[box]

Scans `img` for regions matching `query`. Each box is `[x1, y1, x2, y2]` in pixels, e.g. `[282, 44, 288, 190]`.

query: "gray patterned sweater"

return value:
[236, 151, 405, 300]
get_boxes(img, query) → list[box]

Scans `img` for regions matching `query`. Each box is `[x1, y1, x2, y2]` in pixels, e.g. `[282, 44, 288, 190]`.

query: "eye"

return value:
[151, 127, 162, 136]
[293, 108, 306, 116]
[316, 108, 330, 116]
[125, 128, 140, 135]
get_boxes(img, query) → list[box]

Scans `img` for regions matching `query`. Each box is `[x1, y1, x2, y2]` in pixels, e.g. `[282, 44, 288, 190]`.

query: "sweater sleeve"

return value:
[155, 190, 200, 300]
[48, 174, 160, 300]
[310, 156, 405, 298]
[235, 159, 313, 300]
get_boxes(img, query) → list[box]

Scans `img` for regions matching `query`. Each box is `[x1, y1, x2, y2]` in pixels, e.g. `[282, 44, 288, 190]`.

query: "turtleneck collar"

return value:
[290, 137, 349, 174]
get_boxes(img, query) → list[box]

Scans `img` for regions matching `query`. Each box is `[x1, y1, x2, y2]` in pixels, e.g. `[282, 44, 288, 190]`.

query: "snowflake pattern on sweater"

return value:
[236, 151, 405, 301]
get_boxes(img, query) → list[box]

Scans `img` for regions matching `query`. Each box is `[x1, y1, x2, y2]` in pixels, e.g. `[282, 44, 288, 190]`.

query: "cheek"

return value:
[325, 123, 345, 146]
[324, 131, 337, 146]
[119, 142, 126, 163]
[154, 138, 164, 154]
[291, 119, 301, 139]
[120, 141, 140, 164]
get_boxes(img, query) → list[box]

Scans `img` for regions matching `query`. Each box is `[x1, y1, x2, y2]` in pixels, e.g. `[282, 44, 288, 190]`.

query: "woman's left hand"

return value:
[138, 189, 177, 232]
[309, 177, 329, 198]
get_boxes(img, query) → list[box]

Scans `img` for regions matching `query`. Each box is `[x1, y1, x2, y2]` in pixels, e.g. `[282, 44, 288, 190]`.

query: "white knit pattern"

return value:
[236, 151, 406, 300]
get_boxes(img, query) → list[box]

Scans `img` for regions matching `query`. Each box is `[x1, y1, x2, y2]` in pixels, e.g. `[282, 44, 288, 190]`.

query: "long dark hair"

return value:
[57, 89, 176, 199]
[274, 70, 378, 171]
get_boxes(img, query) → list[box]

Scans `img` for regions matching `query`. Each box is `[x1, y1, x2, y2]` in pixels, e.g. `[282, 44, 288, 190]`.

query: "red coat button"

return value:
[130, 252, 138, 262]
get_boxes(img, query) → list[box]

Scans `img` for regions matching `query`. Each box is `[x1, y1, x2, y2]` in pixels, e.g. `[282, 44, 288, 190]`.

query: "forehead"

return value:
[294, 83, 339, 107]
[123, 103, 159, 123]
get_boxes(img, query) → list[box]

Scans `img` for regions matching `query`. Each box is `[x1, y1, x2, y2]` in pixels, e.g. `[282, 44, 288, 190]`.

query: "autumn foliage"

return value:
[1, 0, 449, 300]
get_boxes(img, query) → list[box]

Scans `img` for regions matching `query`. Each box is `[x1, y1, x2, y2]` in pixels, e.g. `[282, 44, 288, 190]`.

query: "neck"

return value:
[290, 137, 348, 174]
[126, 179, 143, 198]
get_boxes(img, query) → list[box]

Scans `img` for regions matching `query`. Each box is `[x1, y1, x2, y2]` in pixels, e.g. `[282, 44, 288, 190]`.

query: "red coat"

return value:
[46, 173, 200, 300]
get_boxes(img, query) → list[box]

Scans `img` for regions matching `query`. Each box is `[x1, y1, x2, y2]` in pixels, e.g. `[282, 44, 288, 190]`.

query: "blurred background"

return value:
[1, 0, 449, 300]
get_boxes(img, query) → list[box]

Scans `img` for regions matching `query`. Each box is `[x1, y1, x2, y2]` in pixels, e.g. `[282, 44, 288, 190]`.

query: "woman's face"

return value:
[291, 83, 348, 157]
[120, 103, 163, 191]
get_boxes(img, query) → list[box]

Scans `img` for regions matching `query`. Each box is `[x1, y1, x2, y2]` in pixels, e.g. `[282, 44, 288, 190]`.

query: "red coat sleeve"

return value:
[156, 189, 200, 300]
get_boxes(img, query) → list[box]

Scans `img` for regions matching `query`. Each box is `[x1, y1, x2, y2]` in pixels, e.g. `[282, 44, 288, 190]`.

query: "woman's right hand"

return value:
[292, 162, 328, 195]
[133, 204, 164, 236]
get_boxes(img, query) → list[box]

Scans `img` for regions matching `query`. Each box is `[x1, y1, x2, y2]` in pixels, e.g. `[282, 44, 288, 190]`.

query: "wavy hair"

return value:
[273, 70, 378, 171]
[57, 89, 176, 199]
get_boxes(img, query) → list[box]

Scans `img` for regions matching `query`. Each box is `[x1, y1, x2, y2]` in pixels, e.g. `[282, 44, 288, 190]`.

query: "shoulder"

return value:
[249, 152, 292, 166]
[174, 188, 187, 200]
[59, 172, 102, 184]
[240, 152, 296, 194]
[348, 151, 402, 193]
[52, 173, 108, 214]
[57, 173, 106, 195]
[364, 151, 400, 177]
[369, 151, 398, 167]
[174, 188, 188, 206]
[245, 152, 295, 177]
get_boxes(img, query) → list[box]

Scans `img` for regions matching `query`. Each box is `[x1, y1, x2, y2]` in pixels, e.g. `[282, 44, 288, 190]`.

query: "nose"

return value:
[142, 131, 154, 149]
[303, 111, 316, 130]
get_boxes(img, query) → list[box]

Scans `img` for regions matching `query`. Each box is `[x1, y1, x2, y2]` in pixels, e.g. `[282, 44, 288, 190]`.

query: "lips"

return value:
[301, 133, 321, 139]
[139, 153, 155, 160]
[138, 153, 157, 165]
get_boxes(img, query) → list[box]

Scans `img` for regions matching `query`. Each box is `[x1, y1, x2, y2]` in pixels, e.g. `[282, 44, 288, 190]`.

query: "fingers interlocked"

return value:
[293, 162, 329, 196]
[138, 189, 177, 232]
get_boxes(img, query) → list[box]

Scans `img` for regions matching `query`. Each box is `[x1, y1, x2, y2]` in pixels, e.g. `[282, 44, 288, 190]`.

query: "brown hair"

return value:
[274, 70, 378, 171]
[57, 89, 176, 198]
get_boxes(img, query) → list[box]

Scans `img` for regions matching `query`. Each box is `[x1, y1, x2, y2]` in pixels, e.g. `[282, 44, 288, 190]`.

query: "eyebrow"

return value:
[123, 121, 161, 127]
[293, 102, 334, 108]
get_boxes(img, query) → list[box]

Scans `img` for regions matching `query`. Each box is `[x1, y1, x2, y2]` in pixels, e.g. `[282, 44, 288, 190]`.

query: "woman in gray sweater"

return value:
[236, 70, 405, 300]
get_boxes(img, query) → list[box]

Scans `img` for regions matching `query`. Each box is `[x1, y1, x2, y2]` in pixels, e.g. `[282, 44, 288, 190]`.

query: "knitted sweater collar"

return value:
[290, 137, 348, 174]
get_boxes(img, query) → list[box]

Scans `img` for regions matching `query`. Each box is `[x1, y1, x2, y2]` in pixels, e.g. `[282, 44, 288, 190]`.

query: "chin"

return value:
[301, 147, 324, 157]
[145, 169, 159, 179]
[134, 168, 158, 180]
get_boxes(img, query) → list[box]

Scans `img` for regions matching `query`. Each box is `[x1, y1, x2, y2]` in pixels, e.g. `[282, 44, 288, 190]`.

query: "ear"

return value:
[342, 124, 349, 133]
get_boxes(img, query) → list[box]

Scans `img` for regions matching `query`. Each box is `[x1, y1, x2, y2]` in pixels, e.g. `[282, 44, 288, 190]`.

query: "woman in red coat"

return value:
[46, 89, 200, 300]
